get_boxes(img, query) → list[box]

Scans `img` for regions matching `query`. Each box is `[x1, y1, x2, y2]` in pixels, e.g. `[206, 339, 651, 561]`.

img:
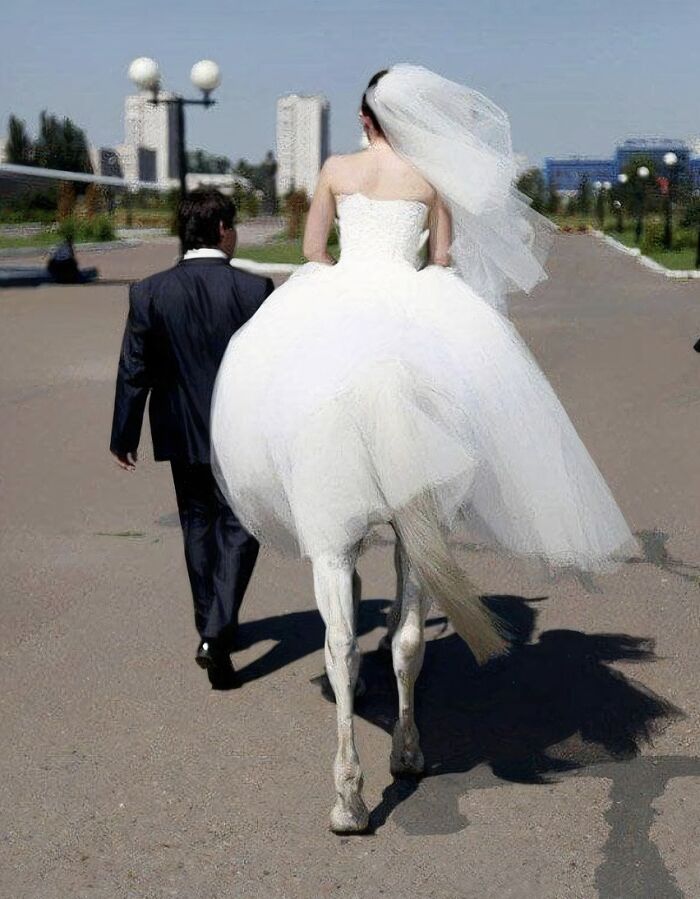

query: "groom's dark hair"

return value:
[178, 189, 237, 251]
[361, 69, 389, 137]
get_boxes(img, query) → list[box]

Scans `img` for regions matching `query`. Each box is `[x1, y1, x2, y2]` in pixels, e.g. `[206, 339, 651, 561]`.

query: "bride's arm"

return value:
[302, 160, 337, 265]
[428, 195, 452, 266]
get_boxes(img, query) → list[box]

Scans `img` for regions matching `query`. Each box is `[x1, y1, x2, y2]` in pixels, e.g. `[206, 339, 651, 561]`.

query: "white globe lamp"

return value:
[191, 60, 221, 94]
[617, 173, 628, 184]
[128, 57, 160, 92]
[663, 152, 678, 167]
[637, 166, 650, 179]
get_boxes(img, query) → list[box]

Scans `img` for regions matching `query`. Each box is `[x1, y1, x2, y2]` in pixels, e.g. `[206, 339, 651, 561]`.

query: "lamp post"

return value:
[594, 180, 603, 229]
[662, 151, 678, 251]
[594, 180, 612, 230]
[128, 57, 222, 255]
[635, 166, 650, 244]
[616, 173, 628, 234]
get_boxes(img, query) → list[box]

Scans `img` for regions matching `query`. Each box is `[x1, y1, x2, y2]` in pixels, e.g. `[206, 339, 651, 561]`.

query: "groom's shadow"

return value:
[234, 597, 391, 685]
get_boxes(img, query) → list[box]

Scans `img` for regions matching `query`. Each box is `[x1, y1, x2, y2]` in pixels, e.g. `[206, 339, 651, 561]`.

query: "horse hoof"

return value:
[390, 748, 425, 778]
[330, 797, 370, 834]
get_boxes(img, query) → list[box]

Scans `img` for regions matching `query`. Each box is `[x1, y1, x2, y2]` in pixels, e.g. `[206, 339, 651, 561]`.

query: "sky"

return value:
[1, 0, 697, 168]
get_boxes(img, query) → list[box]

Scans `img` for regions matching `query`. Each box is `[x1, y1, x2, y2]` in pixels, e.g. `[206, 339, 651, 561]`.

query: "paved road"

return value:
[1, 236, 699, 898]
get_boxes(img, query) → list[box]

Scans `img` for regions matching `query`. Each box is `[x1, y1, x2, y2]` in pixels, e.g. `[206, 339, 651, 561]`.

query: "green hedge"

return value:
[58, 215, 115, 243]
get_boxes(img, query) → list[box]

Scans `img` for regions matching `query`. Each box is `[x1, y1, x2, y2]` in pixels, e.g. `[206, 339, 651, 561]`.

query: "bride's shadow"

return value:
[234, 595, 680, 836]
[355, 597, 681, 832]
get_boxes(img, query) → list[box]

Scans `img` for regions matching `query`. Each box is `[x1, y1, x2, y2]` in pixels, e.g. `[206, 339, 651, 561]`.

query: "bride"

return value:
[211, 65, 638, 832]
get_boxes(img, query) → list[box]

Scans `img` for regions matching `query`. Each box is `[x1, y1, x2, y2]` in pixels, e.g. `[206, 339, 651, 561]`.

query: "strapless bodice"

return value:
[335, 193, 428, 268]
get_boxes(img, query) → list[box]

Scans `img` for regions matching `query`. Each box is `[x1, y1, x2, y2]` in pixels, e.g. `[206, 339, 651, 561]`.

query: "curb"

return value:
[593, 230, 700, 280]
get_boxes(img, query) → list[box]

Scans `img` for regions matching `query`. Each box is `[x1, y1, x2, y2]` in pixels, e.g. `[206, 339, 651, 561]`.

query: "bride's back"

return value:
[326, 145, 436, 205]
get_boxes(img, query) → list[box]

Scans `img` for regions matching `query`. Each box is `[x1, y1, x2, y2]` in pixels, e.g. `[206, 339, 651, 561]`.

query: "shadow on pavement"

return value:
[354, 597, 681, 829]
[235, 598, 391, 685]
[235, 595, 687, 897]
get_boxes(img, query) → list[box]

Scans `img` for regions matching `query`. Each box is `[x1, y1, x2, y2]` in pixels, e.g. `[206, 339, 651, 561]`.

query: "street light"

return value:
[635, 166, 650, 244]
[662, 151, 678, 251]
[128, 56, 222, 255]
[613, 174, 629, 234]
[593, 180, 606, 229]
[612, 199, 624, 233]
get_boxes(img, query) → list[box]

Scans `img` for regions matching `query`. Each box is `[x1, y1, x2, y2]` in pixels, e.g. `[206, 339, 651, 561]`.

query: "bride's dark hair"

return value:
[361, 69, 389, 137]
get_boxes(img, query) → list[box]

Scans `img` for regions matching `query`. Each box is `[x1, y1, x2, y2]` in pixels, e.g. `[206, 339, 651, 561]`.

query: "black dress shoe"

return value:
[195, 640, 239, 690]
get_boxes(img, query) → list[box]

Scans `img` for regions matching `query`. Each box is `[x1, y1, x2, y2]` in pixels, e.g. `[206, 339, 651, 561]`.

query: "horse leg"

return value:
[390, 537, 429, 777]
[313, 551, 369, 833]
[379, 533, 405, 652]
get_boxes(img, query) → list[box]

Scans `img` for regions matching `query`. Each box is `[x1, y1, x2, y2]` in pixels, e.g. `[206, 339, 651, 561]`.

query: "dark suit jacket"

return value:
[110, 257, 274, 464]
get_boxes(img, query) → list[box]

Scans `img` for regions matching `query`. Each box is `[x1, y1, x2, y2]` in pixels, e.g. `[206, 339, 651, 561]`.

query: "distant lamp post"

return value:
[128, 56, 222, 255]
[593, 181, 605, 229]
[635, 166, 650, 244]
[662, 151, 678, 251]
[616, 174, 629, 235]
[613, 199, 624, 233]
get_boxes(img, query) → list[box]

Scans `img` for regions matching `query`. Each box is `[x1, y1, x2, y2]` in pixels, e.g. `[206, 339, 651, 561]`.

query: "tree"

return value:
[516, 167, 546, 213]
[6, 115, 34, 165]
[284, 188, 309, 239]
[545, 181, 560, 215]
[57, 181, 76, 220]
[84, 183, 101, 219]
[34, 111, 92, 173]
[576, 175, 593, 215]
[186, 148, 232, 174]
[234, 151, 277, 213]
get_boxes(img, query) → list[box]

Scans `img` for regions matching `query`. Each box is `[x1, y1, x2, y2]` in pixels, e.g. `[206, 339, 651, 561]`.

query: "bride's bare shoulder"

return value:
[320, 151, 370, 189]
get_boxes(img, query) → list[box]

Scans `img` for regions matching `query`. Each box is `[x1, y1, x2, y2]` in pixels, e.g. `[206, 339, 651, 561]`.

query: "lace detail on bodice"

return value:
[335, 193, 428, 268]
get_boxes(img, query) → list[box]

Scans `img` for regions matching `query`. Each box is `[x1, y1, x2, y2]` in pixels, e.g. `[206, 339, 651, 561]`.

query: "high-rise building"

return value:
[276, 94, 330, 199]
[122, 92, 181, 187]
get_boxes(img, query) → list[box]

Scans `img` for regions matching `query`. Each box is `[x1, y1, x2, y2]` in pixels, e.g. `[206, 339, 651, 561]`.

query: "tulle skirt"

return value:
[211, 259, 638, 572]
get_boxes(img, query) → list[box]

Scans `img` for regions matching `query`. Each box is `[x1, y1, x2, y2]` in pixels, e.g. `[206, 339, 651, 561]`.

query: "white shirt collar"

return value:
[183, 248, 229, 260]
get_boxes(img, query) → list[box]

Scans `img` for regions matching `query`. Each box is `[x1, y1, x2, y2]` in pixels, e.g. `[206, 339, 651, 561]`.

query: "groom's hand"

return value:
[113, 450, 137, 471]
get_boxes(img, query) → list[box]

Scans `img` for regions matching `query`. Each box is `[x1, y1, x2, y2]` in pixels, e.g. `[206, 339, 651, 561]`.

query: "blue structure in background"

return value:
[544, 158, 616, 191]
[545, 139, 700, 192]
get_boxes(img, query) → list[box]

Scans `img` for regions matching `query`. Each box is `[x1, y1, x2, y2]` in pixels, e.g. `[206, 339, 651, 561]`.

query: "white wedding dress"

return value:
[211, 192, 637, 573]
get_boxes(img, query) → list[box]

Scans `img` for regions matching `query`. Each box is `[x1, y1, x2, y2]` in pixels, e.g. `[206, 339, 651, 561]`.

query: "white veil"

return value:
[366, 64, 555, 314]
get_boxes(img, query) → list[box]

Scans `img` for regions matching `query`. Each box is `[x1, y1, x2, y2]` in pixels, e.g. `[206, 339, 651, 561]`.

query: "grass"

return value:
[0, 231, 65, 250]
[237, 237, 339, 265]
[601, 225, 698, 270]
[552, 212, 699, 272]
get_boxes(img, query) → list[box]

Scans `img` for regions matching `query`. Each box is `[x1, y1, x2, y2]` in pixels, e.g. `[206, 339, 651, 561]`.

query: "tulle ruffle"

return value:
[211, 260, 638, 572]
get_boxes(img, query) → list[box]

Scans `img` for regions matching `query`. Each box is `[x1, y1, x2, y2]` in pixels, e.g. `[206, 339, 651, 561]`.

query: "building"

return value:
[276, 94, 330, 198]
[614, 138, 690, 177]
[122, 92, 181, 187]
[546, 138, 700, 192]
[544, 158, 616, 192]
[88, 145, 124, 179]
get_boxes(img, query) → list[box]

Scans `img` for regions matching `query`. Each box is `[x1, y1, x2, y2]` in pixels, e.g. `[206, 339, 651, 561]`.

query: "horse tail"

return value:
[393, 493, 509, 664]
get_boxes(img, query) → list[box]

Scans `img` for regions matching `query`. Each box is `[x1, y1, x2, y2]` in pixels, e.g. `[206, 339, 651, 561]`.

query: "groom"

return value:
[110, 189, 274, 689]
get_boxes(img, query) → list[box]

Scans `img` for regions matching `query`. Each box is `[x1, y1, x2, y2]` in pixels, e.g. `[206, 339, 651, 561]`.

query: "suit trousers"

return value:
[170, 462, 259, 645]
